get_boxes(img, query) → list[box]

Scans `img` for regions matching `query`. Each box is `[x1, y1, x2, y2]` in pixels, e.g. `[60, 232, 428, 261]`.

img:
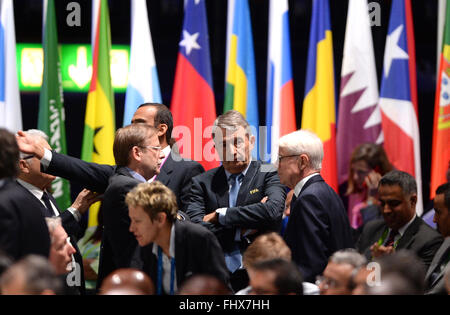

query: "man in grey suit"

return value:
[425, 182, 450, 295]
[356, 170, 443, 270]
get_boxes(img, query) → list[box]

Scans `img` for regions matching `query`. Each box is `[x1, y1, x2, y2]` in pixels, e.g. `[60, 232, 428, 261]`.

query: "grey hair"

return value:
[45, 217, 62, 244]
[19, 129, 49, 160]
[379, 170, 417, 195]
[278, 129, 323, 171]
[212, 110, 251, 139]
[329, 248, 367, 269]
[0, 255, 62, 295]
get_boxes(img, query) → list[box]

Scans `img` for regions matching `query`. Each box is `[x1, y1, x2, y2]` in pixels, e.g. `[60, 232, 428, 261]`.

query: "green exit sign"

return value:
[16, 43, 130, 93]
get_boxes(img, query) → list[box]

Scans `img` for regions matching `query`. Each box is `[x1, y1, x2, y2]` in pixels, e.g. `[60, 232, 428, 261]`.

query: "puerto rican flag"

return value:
[379, 0, 423, 215]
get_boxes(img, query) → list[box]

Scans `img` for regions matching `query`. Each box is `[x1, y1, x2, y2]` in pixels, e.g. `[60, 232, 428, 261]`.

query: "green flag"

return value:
[38, 0, 71, 210]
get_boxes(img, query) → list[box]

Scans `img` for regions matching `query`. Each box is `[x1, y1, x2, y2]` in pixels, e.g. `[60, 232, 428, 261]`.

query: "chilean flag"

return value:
[379, 0, 423, 215]
[170, 0, 219, 171]
[266, 0, 296, 163]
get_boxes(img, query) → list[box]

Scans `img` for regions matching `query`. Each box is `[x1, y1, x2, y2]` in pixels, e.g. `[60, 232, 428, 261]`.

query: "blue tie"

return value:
[225, 173, 243, 273]
[229, 173, 243, 208]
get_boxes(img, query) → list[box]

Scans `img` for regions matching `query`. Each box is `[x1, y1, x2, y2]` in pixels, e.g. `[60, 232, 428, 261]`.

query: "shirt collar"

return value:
[224, 159, 252, 180]
[294, 173, 320, 197]
[152, 222, 176, 258]
[126, 168, 147, 182]
[17, 179, 45, 200]
[396, 214, 417, 237]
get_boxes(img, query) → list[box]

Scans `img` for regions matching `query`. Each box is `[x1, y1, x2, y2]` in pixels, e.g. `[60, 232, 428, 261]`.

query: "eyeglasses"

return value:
[22, 155, 35, 160]
[139, 145, 162, 151]
[315, 276, 339, 290]
[277, 154, 297, 163]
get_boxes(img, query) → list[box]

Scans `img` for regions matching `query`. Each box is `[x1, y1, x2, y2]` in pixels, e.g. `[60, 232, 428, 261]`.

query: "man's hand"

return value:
[71, 189, 103, 215]
[370, 242, 395, 258]
[203, 211, 219, 224]
[16, 130, 45, 159]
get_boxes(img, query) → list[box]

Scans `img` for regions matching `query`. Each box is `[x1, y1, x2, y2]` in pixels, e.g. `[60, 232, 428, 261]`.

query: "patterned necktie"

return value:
[41, 191, 55, 217]
[384, 229, 399, 247]
[229, 173, 243, 208]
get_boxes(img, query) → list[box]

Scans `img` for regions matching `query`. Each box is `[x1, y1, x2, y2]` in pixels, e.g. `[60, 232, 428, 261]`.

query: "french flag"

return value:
[170, 0, 219, 171]
[266, 0, 296, 163]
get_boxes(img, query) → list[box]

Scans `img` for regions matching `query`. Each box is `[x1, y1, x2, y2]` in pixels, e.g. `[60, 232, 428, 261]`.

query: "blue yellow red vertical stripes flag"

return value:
[224, 0, 259, 153]
[170, 0, 219, 171]
[0, 0, 22, 133]
[301, 0, 338, 191]
[266, 0, 296, 163]
[82, 0, 116, 226]
[39, 0, 71, 210]
[431, 0, 450, 198]
[337, 0, 382, 186]
[379, 0, 423, 214]
[123, 0, 161, 126]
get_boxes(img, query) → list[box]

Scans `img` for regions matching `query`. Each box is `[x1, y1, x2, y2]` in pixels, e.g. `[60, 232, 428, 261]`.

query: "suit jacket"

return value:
[0, 179, 51, 260]
[186, 161, 286, 253]
[46, 150, 204, 212]
[283, 175, 355, 283]
[356, 216, 443, 270]
[424, 237, 450, 295]
[140, 219, 230, 293]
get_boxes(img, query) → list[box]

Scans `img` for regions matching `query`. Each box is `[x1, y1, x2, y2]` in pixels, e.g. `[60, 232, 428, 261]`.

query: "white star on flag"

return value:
[179, 30, 201, 55]
[383, 24, 409, 78]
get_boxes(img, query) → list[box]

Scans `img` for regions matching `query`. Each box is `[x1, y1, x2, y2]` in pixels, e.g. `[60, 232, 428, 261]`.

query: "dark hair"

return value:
[138, 103, 173, 145]
[379, 170, 417, 195]
[113, 124, 157, 167]
[347, 143, 393, 194]
[0, 128, 20, 179]
[436, 182, 450, 210]
[251, 258, 303, 295]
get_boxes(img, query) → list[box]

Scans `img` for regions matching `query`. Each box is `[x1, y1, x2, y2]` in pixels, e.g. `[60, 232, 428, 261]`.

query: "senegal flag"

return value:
[431, 0, 450, 198]
[38, 0, 71, 210]
[82, 0, 115, 226]
[302, 0, 338, 191]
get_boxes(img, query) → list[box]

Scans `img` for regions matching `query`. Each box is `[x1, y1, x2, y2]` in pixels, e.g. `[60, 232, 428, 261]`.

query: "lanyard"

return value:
[156, 246, 176, 295]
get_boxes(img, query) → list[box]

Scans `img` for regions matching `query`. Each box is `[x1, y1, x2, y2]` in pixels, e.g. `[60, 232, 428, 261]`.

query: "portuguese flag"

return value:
[431, 0, 450, 198]
[38, 0, 71, 210]
[81, 0, 115, 226]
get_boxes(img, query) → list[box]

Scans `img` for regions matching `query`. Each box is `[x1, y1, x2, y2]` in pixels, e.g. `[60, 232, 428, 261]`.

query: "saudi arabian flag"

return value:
[82, 0, 115, 227]
[38, 0, 71, 210]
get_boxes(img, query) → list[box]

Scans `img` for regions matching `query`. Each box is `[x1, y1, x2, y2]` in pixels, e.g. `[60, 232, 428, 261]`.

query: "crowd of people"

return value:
[0, 103, 449, 295]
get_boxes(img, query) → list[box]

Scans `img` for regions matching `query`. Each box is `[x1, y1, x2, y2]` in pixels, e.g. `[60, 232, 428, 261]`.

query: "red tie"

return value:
[384, 229, 398, 247]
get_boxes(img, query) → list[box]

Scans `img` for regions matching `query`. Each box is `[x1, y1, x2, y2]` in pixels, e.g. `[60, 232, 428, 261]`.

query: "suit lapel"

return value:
[236, 161, 258, 206]
[173, 220, 185, 286]
[156, 152, 174, 186]
[212, 167, 230, 208]
[15, 180, 56, 217]
[48, 193, 62, 214]
[425, 238, 450, 283]
[396, 216, 421, 249]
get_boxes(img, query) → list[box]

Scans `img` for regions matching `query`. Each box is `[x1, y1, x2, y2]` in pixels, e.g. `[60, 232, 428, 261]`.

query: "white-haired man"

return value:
[277, 130, 354, 283]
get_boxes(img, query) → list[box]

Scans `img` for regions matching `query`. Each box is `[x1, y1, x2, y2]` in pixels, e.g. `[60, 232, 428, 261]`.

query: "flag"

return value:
[224, 0, 259, 156]
[302, 0, 338, 191]
[379, 0, 423, 214]
[171, 0, 219, 171]
[82, 0, 116, 226]
[123, 0, 161, 126]
[0, 0, 22, 132]
[337, 0, 382, 185]
[39, 0, 71, 210]
[431, 0, 450, 198]
[266, 0, 296, 163]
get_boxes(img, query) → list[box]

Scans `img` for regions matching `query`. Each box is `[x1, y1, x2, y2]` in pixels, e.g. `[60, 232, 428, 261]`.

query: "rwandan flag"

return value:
[123, 0, 161, 126]
[39, 0, 71, 210]
[302, 0, 338, 191]
[224, 0, 259, 155]
[266, 0, 296, 163]
[81, 0, 115, 226]
[431, 0, 450, 198]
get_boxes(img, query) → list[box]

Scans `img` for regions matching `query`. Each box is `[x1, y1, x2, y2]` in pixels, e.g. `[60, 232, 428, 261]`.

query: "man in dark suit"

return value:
[0, 128, 50, 261]
[16, 103, 204, 213]
[425, 182, 450, 295]
[277, 130, 354, 283]
[356, 170, 443, 271]
[186, 110, 286, 291]
[126, 181, 229, 294]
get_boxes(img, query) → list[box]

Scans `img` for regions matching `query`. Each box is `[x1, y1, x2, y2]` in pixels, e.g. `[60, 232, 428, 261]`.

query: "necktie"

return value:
[41, 191, 55, 217]
[384, 229, 399, 247]
[228, 173, 243, 208]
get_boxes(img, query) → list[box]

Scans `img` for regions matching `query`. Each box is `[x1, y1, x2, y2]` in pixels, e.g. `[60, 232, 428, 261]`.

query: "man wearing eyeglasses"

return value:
[277, 130, 354, 283]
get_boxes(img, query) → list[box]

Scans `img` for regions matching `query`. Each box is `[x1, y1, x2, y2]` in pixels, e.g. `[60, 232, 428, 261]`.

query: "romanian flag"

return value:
[266, 0, 296, 163]
[171, 0, 218, 171]
[431, 0, 450, 198]
[379, 0, 423, 214]
[224, 0, 259, 152]
[81, 0, 115, 226]
[302, 0, 338, 191]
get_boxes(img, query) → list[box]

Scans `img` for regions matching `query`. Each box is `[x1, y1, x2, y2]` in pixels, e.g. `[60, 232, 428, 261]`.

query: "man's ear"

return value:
[409, 193, 417, 208]
[19, 159, 30, 174]
[298, 154, 309, 170]
[157, 124, 168, 138]
[130, 146, 141, 162]
[249, 135, 256, 151]
[157, 212, 167, 225]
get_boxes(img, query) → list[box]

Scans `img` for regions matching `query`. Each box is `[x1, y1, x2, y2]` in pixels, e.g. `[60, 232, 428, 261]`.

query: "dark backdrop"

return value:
[13, 0, 438, 206]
